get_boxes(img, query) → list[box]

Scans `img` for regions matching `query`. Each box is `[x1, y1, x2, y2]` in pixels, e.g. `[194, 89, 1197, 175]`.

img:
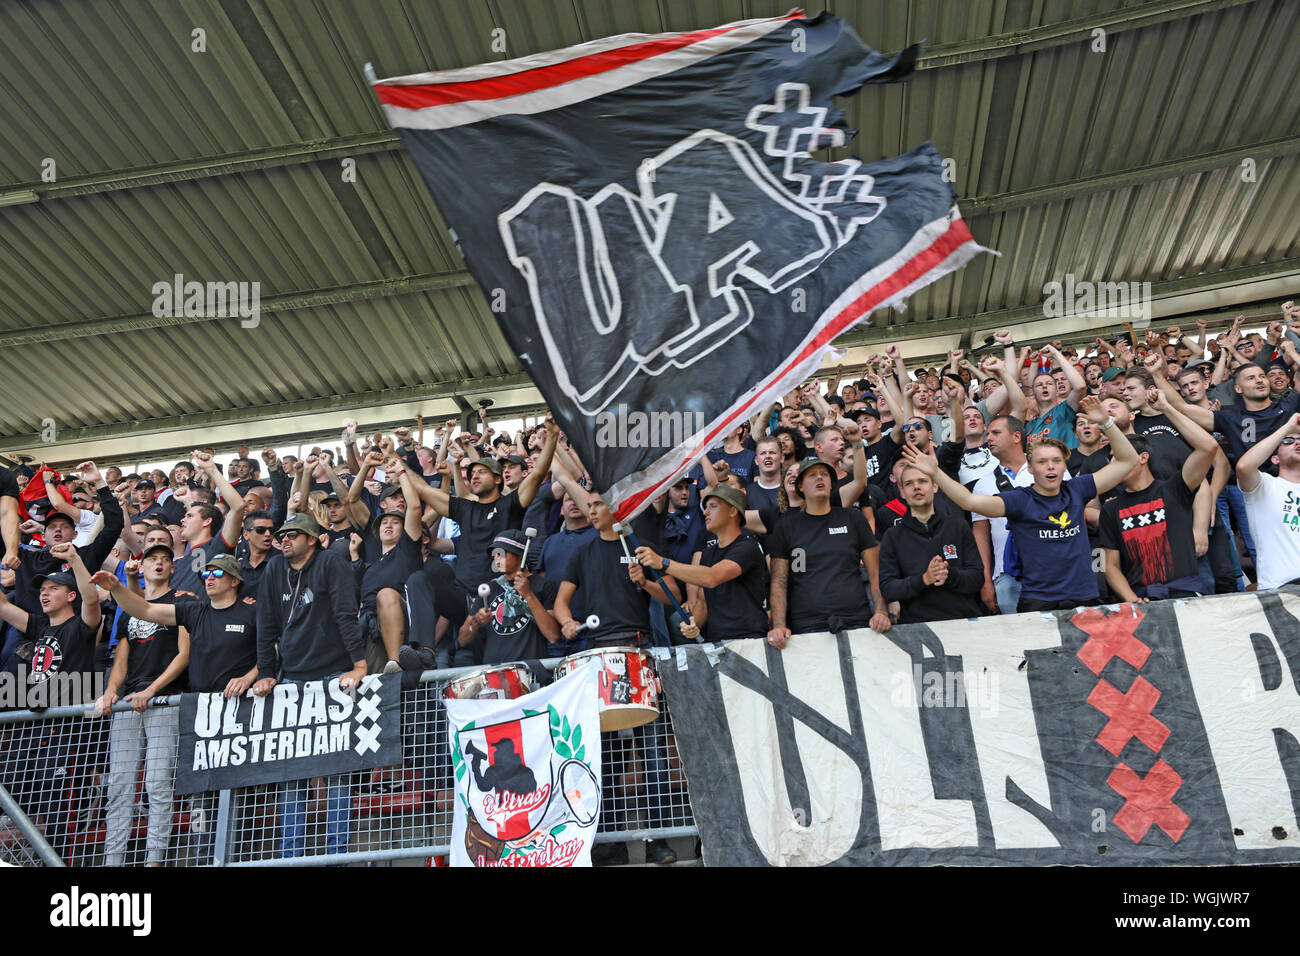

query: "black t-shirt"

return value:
[1214, 395, 1300, 468]
[1133, 414, 1191, 479]
[325, 523, 374, 561]
[745, 480, 781, 517]
[448, 491, 527, 590]
[479, 576, 559, 665]
[116, 590, 184, 696]
[169, 535, 233, 601]
[766, 507, 877, 633]
[360, 533, 421, 612]
[1068, 446, 1111, 476]
[1098, 475, 1200, 593]
[863, 435, 902, 488]
[0, 466, 18, 500]
[697, 533, 768, 641]
[24, 611, 98, 695]
[563, 535, 652, 646]
[174, 598, 259, 693]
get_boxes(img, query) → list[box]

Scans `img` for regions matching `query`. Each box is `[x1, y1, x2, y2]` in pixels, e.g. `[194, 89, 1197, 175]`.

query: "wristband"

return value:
[1100, 417, 1116, 430]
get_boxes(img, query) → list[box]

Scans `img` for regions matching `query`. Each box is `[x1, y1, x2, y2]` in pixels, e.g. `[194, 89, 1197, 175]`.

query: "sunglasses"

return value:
[199, 568, 228, 579]
[901, 423, 928, 432]
[280, 530, 306, 540]
[249, 525, 274, 535]
[1282, 438, 1298, 446]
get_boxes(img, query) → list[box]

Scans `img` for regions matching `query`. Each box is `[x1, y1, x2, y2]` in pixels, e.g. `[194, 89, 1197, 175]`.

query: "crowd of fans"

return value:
[4, 302, 1300, 865]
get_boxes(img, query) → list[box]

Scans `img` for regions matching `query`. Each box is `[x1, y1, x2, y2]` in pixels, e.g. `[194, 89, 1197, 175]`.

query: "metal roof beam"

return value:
[0, 270, 477, 348]
[913, 0, 1260, 69]
[0, 131, 401, 204]
[965, 136, 1300, 216]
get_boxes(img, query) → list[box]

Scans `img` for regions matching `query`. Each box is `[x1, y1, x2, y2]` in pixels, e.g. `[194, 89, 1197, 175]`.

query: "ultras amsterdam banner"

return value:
[372, 10, 990, 520]
[658, 591, 1300, 865]
[446, 664, 602, 867]
[175, 674, 402, 795]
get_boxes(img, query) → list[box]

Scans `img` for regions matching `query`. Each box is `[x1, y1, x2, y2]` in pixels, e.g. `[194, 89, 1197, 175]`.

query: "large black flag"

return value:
[374, 10, 989, 518]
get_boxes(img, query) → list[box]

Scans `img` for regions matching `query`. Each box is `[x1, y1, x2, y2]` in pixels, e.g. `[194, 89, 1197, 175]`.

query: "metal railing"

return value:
[0, 659, 696, 866]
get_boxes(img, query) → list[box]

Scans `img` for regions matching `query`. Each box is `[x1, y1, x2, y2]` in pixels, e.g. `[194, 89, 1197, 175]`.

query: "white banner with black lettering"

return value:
[446, 665, 602, 867]
[661, 591, 1300, 865]
[175, 674, 402, 794]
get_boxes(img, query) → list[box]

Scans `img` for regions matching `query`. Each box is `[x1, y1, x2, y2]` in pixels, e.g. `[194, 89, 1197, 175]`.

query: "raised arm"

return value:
[76, 461, 123, 572]
[52, 543, 101, 630]
[326, 454, 370, 527]
[1238, 412, 1300, 493]
[400, 459, 453, 517]
[342, 421, 362, 474]
[1080, 396, 1139, 497]
[899, 446, 1006, 518]
[548, 456, 591, 515]
[393, 461, 424, 541]
[192, 450, 244, 547]
[1, 486, 17, 570]
[42, 472, 81, 521]
[986, 354, 1026, 420]
[1042, 344, 1085, 409]
[88, 570, 179, 626]
[517, 413, 560, 508]
[1150, 391, 1217, 490]
[837, 417, 868, 506]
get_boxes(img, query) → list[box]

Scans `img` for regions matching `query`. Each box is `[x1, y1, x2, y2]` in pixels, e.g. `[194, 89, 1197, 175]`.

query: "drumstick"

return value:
[613, 522, 692, 624]
[521, 527, 537, 568]
[611, 522, 633, 561]
[572, 614, 600, 634]
[477, 583, 491, 611]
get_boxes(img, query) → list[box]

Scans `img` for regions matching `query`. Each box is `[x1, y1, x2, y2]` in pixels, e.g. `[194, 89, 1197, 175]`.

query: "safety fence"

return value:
[0, 659, 697, 867]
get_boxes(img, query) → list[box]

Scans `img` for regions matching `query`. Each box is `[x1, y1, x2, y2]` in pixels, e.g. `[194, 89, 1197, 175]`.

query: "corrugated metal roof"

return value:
[0, 0, 1295, 467]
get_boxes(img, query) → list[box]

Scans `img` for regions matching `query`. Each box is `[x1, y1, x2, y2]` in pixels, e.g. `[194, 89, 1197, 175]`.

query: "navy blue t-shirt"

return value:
[711, 447, 758, 484]
[999, 474, 1099, 604]
[1213, 394, 1300, 468]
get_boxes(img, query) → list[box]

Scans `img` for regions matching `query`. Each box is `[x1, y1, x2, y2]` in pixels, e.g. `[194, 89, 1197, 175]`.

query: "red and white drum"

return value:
[444, 663, 533, 701]
[554, 646, 659, 731]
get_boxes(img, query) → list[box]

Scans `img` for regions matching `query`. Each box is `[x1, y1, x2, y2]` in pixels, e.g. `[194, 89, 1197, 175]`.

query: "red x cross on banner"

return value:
[1088, 677, 1170, 756]
[1108, 759, 1190, 843]
[1073, 606, 1150, 675]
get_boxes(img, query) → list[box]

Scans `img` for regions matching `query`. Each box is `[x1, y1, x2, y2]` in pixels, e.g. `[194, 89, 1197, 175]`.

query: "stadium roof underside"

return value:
[0, 0, 1296, 469]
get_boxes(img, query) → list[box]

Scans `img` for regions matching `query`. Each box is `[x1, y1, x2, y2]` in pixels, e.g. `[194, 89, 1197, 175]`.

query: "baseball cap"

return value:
[33, 570, 77, 591]
[1101, 367, 1123, 382]
[141, 544, 174, 561]
[500, 454, 526, 467]
[204, 553, 244, 582]
[702, 485, 746, 516]
[277, 513, 321, 537]
[468, 457, 502, 477]
[135, 478, 156, 490]
[375, 508, 407, 526]
[321, 491, 342, 504]
[44, 511, 77, 529]
[378, 484, 405, 502]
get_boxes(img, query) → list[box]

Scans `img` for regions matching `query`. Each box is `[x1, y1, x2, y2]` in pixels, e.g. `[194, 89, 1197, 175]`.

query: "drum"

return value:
[444, 663, 533, 701]
[554, 646, 659, 731]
